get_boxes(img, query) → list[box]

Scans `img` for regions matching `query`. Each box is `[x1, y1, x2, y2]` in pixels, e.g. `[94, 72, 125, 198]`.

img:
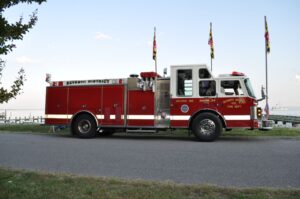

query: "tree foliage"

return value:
[0, 0, 46, 104]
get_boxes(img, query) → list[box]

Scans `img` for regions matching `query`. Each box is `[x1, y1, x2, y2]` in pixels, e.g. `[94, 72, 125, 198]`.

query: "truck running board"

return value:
[126, 129, 158, 133]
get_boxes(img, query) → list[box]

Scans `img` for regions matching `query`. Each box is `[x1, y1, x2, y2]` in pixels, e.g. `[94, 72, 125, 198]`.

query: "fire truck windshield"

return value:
[244, 78, 256, 98]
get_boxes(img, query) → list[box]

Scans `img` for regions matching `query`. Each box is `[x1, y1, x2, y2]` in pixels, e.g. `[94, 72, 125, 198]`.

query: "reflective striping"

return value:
[45, 114, 72, 119]
[96, 115, 104, 119]
[170, 115, 190, 120]
[127, 115, 155, 120]
[45, 114, 148, 120]
[156, 115, 170, 120]
[45, 114, 251, 121]
[51, 78, 127, 87]
[224, 115, 251, 120]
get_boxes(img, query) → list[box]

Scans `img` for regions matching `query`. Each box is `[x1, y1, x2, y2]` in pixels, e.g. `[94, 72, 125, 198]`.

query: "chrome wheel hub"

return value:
[78, 120, 91, 134]
[199, 119, 216, 135]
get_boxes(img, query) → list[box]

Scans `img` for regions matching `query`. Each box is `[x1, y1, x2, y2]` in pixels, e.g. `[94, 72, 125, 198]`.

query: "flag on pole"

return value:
[264, 102, 270, 118]
[153, 27, 157, 61]
[265, 16, 270, 53]
[45, 73, 51, 83]
[208, 22, 214, 59]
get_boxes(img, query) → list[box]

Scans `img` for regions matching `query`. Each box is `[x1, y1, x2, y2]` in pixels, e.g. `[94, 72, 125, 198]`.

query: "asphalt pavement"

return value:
[0, 132, 299, 188]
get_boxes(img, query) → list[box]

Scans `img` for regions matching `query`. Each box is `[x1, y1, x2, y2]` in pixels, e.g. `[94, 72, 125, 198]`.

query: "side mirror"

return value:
[257, 85, 266, 102]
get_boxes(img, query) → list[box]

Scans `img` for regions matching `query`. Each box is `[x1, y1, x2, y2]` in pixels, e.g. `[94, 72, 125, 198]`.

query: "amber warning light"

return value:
[257, 107, 262, 119]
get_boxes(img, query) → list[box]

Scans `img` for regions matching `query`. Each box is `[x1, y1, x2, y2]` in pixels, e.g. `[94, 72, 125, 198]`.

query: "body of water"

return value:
[0, 109, 44, 118]
[270, 107, 300, 117]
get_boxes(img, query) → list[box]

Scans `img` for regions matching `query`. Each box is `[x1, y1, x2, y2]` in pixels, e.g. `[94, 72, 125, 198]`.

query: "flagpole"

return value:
[265, 16, 270, 119]
[265, 38, 269, 119]
[265, 16, 268, 102]
[155, 55, 157, 74]
[154, 27, 157, 73]
[211, 56, 212, 72]
[264, 16, 269, 119]
[153, 26, 158, 127]
[208, 22, 214, 72]
[265, 42, 268, 108]
[210, 22, 213, 72]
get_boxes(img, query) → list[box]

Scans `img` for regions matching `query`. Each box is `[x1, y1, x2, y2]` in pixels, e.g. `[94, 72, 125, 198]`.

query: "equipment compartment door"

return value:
[45, 87, 69, 125]
[155, 79, 170, 128]
[101, 85, 125, 126]
[127, 90, 155, 127]
[68, 86, 102, 123]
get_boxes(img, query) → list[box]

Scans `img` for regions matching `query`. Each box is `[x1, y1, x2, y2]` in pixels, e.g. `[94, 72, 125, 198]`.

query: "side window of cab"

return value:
[199, 68, 215, 97]
[199, 80, 216, 97]
[220, 80, 244, 96]
[199, 68, 211, 79]
[177, 69, 193, 97]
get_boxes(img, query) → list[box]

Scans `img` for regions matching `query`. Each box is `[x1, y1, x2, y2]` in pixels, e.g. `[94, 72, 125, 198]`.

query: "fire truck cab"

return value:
[45, 64, 258, 141]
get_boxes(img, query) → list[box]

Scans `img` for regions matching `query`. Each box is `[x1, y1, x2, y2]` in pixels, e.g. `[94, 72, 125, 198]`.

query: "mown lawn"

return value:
[223, 127, 300, 137]
[1, 127, 299, 198]
[0, 167, 299, 199]
[0, 124, 69, 134]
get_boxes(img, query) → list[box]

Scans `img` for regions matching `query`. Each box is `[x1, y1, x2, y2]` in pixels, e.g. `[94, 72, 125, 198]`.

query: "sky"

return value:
[1, 0, 300, 111]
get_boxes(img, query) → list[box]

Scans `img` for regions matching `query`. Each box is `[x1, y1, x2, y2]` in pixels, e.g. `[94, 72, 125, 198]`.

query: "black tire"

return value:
[192, 113, 223, 141]
[72, 114, 97, 138]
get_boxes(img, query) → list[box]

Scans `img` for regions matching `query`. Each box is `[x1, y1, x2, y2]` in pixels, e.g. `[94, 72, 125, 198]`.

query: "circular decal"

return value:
[181, 104, 189, 113]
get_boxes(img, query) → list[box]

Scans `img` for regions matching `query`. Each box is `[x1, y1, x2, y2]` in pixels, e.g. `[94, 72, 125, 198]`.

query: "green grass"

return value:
[223, 128, 300, 137]
[0, 124, 69, 134]
[0, 167, 299, 199]
[0, 124, 300, 137]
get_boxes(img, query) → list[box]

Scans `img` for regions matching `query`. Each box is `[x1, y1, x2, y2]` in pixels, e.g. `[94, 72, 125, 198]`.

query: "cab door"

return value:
[217, 79, 252, 127]
[170, 68, 194, 127]
[170, 66, 217, 128]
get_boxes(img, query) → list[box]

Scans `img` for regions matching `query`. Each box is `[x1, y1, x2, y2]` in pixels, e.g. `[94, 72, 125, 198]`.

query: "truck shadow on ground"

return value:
[51, 132, 264, 143]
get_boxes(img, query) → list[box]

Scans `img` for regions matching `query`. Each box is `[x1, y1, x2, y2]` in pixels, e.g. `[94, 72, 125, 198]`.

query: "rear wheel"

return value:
[192, 113, 222, 141]
[72, 114, 97, 138]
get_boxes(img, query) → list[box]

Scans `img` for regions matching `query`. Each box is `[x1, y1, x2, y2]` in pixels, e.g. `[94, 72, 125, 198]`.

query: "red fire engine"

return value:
[45, 64, 259, 141]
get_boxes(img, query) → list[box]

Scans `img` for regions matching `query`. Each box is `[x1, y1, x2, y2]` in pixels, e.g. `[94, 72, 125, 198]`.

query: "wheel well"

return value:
[189, 110, 226, 130]
[70, 111, 98, 134]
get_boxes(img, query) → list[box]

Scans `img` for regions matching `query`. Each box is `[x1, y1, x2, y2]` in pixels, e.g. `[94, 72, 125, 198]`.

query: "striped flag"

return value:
[208, 22, 214, 59]
[265, 16, 270, 53]
[45, 73, 51, 83]
[264, 102, 270, 118]
[153, 27, 157, 61]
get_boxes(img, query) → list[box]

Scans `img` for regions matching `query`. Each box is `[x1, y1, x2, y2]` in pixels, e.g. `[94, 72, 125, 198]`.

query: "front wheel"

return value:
[192, 113, 223, 141]
[72, 114, 97, 138]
